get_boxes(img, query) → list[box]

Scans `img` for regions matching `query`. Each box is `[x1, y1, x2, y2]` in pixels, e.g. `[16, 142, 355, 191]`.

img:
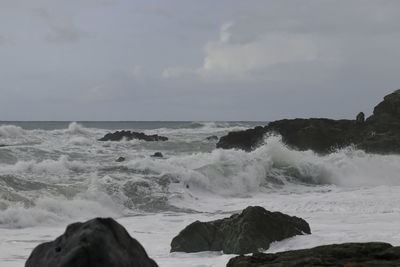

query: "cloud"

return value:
[33, 7, 89, 44]
[45, 25, 89, 43]
[163, 21, 318, 81]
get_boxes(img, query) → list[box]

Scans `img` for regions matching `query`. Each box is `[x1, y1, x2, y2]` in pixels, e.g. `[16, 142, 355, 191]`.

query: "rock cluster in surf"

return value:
[170, 206, 311, 255]
[227, 242, 400, 267]
[99, 130, 168, 142]
[25, 217, 158, 267]
[217, 89, 400, 154]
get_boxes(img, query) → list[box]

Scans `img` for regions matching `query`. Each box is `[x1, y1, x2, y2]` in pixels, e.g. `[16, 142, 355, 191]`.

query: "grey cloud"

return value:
[45, 25, 89, 43]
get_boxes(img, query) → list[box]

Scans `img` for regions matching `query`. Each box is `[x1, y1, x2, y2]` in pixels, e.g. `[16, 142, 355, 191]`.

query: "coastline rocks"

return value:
[227, 242, 400, 267]
[170, 206, 310, 255]
[25, 217, 158, 267]
[216, 126, 265, 152]
[99, 130, 168, 142]
[217, 89, 400, 154]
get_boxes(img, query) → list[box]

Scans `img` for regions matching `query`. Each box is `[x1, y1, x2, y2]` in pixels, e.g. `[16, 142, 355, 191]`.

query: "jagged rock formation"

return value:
[217, 90, 400, 154]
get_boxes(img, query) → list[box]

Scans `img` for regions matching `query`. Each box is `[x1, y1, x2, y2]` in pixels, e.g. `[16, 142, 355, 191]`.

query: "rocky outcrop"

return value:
[25, 217, 158, 267]
[99, 130, 168, 142]
[227, 242, 400, 267]
[170, 206, 310, 255]
[217, 90, 400, 154]
[216, 126, 266, 151]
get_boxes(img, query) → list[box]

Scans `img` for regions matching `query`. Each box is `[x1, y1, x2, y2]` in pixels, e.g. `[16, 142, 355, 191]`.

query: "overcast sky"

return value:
[1, 0, 399, 121]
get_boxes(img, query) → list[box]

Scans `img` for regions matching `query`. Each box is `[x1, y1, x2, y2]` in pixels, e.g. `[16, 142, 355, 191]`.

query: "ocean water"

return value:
[1, 121, 400, 266]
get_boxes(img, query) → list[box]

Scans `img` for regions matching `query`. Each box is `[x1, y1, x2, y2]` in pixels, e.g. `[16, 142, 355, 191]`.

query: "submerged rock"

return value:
[170, 206, 310, 255]
[151, 152, 163, 158]
[116, 156, 126, 162]
[227, 242, 400, 267]
[217, 89, 400, 154]
[99, 130, 168, 142]
[25, 217, 158, 267]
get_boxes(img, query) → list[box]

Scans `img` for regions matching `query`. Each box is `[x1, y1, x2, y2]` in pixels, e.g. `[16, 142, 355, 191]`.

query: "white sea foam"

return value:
[66, 122, 90, 135]
[1, 122, 400, 266]
[0, 125, 25, 139]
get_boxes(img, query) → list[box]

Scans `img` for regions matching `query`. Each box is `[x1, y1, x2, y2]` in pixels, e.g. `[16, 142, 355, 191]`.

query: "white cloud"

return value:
[163, 21, 318, 81]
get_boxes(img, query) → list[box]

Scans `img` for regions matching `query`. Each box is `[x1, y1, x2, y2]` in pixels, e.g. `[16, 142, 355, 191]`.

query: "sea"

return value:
[1, 121, 400, 266]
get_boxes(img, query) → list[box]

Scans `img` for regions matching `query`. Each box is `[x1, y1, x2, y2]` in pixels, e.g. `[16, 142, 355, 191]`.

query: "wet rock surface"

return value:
[151, 152, 163, 158]
[25, 217, 158, 267]
[99, 130, 168, 142]
[217, 90, 400, 154]
[227, 242, 400, 267]
[170, 206, 310, 255]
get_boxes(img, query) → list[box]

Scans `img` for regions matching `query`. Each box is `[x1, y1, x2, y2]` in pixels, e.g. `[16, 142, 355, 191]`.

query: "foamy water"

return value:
[1, 121, 400, 266]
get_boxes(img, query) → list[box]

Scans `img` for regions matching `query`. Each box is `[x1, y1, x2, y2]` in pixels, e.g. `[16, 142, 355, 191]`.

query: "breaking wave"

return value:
[1, 122, 400, 228]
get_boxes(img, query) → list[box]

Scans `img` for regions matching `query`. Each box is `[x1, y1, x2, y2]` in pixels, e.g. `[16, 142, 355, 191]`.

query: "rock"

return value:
[216, 126, 265, 151]
[227, 242, 400, 267]
[116, 156, 126, 162]
[206, 135, 219, 141]
[99, 130, 168, 142]
[356, 112, 365, 123]
[371, 89, 400, 119]
[25, 217, 158, 267]
[151, 152, 163, 158]
[170, 206, 310, 255]
[217, 90, 400, 154]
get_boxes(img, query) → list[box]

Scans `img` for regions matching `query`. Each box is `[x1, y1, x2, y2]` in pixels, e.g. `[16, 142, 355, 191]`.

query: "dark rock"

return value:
[99, 130, 168, 142]
[151, 152, 163, 158]
[356, 112, 365, 123]
[116, 156, 126, 162]
[216, 126, 265, 151]
[170, 206, 310, 255]
[25, 217, 158, 267]
[227, 242, 400, 267]
[206, 135, 219, 141]
[217, 90, 400, 154]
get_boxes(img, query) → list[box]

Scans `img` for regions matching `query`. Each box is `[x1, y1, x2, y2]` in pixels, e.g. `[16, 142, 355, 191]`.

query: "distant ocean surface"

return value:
[1, 121, 400, 267]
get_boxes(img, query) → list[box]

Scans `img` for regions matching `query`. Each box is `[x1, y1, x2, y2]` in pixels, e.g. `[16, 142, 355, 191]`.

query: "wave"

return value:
[0, 125, 25, 139]
[1, 132, 400, 228]
[66, 122, 91, 135]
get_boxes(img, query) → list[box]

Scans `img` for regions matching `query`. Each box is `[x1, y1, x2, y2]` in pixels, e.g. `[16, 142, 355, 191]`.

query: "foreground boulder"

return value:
[25, 217, 158, 267]
[170, 206, 310, 255]
[99, 130, 168, 142]
[217, 89, 400, 154]
[227, 242, 400, 267]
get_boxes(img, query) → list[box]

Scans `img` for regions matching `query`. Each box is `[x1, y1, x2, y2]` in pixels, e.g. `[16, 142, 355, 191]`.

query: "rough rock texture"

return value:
[217, 90, 400, 154]
[99, 130, 168, 142]
[25, 217, 158, 267]
[227, 242, 400, 267]
[170, 206, 310, 255]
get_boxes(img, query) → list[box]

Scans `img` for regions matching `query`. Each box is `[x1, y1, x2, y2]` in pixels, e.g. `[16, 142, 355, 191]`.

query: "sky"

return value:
[0, 0, 399, 121]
